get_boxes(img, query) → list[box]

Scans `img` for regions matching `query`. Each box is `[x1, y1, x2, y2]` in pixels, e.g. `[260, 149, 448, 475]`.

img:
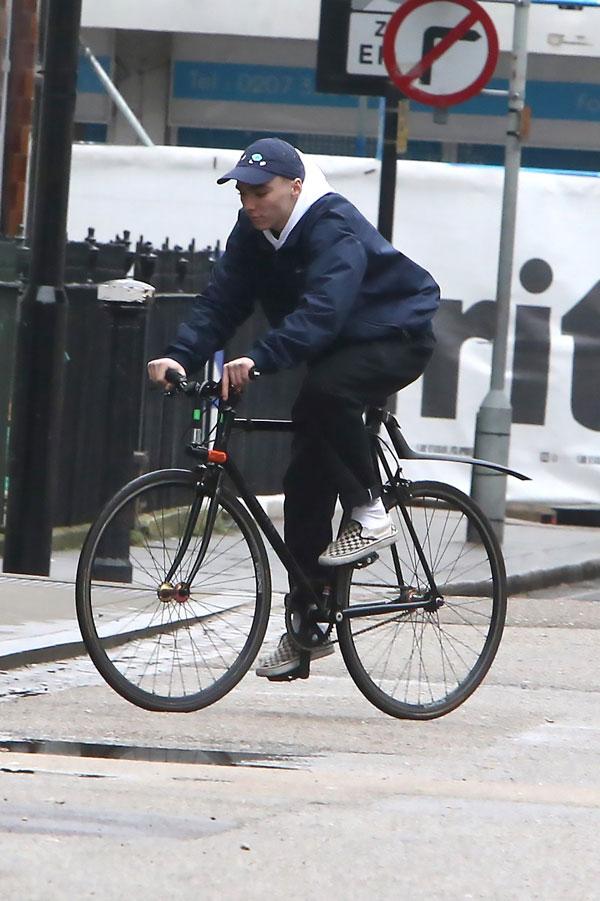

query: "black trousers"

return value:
[283, 329, 436, 589]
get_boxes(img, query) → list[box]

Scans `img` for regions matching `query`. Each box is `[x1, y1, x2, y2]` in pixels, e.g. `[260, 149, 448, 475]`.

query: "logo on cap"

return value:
[245, 153, 267, 167]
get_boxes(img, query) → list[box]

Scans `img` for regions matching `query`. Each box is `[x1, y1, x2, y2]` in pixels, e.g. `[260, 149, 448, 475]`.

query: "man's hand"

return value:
[147, 358, 186, 388]
[221, 357, 255, 400]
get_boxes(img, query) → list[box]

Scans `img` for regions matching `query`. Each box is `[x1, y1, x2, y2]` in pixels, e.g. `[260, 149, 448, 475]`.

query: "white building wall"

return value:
[81, 0, 322, 39]
[80, 0, 600, 57]
[77, 3, 600, 156]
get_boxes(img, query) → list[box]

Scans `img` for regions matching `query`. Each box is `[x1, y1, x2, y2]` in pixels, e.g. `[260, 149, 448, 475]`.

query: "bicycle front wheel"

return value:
[336, 481, 506, 720]
[76, 469, 271, 712]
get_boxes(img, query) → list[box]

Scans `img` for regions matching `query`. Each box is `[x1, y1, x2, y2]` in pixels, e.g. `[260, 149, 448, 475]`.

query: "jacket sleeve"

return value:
[165, 220, 256, 374]
[248, 215, 367, 372]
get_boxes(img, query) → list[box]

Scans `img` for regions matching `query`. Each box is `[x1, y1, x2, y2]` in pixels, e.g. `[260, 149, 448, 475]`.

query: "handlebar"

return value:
[164, 367, 260, 399]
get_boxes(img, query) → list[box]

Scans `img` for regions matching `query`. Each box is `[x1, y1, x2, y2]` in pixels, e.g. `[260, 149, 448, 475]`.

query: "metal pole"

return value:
[24, 0, 46, 242]
[0, 0, 37, 237]
[469, 0, 531, 542]
[377, 84, 399, 242]
[79, 43, 154, 147]
[0, 0, 14, 210]
[3, 0, 82, 575]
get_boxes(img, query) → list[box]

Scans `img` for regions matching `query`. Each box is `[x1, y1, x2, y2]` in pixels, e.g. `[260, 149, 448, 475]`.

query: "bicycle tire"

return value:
[76, 469, 271, 712]
[336, 481, 507, 720]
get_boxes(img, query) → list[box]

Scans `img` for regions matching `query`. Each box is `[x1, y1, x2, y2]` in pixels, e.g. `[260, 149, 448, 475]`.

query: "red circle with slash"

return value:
[383, 0, 499, 107]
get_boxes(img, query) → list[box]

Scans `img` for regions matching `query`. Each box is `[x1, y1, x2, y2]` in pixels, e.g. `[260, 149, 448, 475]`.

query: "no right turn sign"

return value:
[382, 0, 499, 107]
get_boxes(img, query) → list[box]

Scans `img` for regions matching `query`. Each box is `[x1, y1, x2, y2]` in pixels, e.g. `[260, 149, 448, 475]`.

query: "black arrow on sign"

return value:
[420, 26, 481, 85]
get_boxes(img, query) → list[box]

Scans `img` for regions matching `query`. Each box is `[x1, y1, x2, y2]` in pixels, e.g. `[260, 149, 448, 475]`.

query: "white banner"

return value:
[68, 145, 600, 503]
[386, 162, 600, 505]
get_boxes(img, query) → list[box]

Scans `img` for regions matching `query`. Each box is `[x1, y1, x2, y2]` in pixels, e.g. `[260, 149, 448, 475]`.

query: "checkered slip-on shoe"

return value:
[318, 519, 398, 567]
[255, 632, 334, 679]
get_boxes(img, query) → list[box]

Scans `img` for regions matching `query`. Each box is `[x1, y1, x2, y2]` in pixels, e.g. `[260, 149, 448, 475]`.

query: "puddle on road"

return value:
[0, 736, 307, 769]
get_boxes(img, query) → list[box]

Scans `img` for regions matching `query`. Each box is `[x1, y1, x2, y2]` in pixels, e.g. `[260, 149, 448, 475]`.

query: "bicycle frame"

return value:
[194, 407, 323, 609]
[177, 401, 448, 620]
[166, 378, 529, 622]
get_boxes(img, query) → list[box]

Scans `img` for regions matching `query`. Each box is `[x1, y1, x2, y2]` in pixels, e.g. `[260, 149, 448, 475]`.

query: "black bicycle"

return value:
[76, 370, 528, 720]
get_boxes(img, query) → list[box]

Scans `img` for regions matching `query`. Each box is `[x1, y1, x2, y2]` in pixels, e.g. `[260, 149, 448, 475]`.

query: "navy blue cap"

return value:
[217, 138, 305, 185]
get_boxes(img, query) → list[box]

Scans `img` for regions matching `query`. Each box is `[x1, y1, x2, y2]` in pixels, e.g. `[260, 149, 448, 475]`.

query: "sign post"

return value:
[316, 0, 405, 243]
[377, 83, 402, 242]
[469, 0, 531, 543]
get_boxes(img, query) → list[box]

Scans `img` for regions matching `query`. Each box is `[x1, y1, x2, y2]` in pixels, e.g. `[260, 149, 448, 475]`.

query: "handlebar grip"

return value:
[165, 367, 187, 387]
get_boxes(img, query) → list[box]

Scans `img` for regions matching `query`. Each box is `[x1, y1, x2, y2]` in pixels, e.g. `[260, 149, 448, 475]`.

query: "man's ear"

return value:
[292, 178, 303, 197]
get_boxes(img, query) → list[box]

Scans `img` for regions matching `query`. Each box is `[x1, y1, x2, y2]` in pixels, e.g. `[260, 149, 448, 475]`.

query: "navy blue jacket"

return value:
[166, 192, 440, 374]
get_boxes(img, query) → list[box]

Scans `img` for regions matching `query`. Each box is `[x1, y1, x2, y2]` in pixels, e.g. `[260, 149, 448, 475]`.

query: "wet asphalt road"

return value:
[0, 580, 599, 899]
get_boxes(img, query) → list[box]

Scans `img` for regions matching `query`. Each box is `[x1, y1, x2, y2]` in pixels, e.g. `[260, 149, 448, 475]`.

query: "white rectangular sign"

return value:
[347, 11, 389, 75]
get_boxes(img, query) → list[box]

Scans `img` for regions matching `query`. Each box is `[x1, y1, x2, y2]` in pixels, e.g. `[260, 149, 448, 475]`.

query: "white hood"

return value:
[261, 151, 333, 251]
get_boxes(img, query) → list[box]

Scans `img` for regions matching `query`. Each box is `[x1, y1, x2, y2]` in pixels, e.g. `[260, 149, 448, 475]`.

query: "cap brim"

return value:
[216, 165, 275, 185]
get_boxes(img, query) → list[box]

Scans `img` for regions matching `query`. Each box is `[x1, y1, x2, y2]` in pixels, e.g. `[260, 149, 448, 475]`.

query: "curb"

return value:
[507, 557, 600, 595]
[0, 637, 87, 671]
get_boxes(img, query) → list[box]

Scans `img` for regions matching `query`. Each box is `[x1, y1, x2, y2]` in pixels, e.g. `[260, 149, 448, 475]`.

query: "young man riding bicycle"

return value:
[148, 137, 440, 681]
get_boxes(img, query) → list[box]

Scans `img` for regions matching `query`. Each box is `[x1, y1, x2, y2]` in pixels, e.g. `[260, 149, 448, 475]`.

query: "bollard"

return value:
[469, 391, 512, 543]
[91, 277, 155, 582]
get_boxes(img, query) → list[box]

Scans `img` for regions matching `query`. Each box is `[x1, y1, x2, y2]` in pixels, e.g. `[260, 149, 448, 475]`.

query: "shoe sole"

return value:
[255, 643, 334, 678]
[317, 531, 398, 567]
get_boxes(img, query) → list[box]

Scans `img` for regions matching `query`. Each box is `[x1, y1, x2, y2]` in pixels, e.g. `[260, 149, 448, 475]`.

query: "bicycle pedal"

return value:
[355, 552, 379, 569]
[266, 654, 311, 682]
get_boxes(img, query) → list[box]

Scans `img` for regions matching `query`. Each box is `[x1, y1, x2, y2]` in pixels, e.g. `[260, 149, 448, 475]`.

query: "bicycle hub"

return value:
[157, 582, 190, 603]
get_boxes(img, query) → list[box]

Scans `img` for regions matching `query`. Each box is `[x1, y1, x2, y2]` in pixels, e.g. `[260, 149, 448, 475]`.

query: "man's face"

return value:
[236, 175, 302, 232]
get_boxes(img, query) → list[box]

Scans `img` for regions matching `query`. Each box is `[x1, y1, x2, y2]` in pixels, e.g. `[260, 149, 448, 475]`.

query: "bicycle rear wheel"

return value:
[336, 481, 506, 720]
[76, 469, 271, 712]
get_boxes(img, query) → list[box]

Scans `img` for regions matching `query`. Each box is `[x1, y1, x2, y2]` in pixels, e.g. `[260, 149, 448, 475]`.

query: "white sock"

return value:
[351, 498, 391, 533]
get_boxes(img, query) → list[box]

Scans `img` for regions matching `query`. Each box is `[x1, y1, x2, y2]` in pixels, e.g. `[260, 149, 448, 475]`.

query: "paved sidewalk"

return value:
[1, 516, 599, 671]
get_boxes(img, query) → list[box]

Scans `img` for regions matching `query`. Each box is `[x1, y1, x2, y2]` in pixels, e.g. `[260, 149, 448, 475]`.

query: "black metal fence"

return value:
[0, 235, 302, 534]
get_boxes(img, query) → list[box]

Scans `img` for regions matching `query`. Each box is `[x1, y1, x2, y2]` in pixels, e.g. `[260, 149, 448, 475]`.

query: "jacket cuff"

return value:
[247, 345, 277, 374]
[163, 347, 198, 374]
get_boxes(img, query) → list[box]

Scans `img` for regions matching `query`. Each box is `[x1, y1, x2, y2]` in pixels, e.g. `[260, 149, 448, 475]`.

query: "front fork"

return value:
[160, 403, 234, 593]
